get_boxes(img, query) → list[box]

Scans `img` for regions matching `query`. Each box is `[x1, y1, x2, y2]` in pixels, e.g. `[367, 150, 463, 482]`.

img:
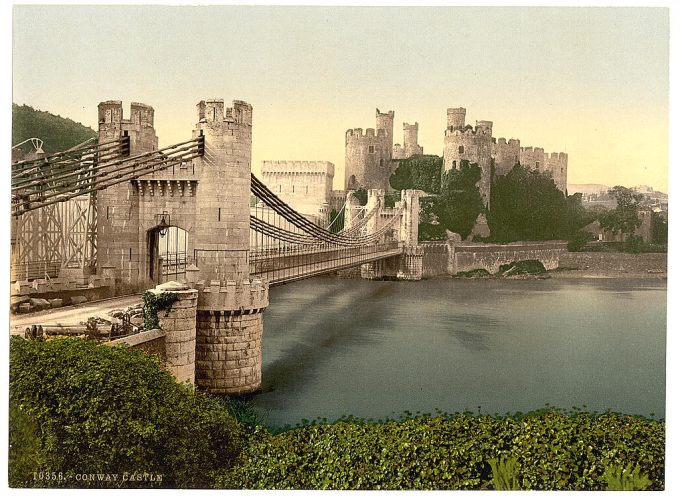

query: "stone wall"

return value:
[560, 252, 667, 275]
[106, 329, 166, 359]
[421, 241, 449, 278]
[447, 240, 568, 275]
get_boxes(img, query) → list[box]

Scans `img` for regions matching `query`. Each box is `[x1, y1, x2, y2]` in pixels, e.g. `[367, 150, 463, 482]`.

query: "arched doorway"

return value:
[148, 224, 189, 284]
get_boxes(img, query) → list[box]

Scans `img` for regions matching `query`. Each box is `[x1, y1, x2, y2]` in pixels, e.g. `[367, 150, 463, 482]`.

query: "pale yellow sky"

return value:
[12, 5, 669, 192]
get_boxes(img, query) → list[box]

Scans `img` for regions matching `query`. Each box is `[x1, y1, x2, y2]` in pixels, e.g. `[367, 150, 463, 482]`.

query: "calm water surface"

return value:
[248, 277, 666, 426]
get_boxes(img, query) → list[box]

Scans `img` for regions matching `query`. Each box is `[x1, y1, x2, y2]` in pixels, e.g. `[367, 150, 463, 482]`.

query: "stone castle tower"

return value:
[345, 109, 394, 191]
[442, 107, 495, 208]
[261, 160, 335, 225]
[393, 122, 424, 160]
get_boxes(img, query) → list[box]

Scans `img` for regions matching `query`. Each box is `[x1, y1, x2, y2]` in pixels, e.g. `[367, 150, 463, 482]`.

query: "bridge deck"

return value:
[250, 243, 403, 286]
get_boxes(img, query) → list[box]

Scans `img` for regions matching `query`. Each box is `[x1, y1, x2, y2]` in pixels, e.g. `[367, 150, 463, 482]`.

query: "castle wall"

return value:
[261, 160, 334, 225]
[544, 152, 568, 193]
[492, 138, 521, 177]
[97, 98, 269, 395]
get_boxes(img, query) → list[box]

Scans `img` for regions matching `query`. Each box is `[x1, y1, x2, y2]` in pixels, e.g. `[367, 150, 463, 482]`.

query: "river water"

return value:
[248, 277, 666, 427]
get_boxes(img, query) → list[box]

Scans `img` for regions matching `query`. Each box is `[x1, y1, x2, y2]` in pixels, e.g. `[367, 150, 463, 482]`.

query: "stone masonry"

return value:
[96, 98, 269, 395]
[151, 282, 198, 385]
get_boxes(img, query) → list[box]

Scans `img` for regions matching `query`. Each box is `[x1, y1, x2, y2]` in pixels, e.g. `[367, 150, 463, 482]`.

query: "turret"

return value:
[447, 107, 466, 130]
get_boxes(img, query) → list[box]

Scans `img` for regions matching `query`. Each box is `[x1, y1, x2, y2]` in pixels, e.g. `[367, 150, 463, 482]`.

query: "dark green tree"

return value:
[651, 212, 668, 245]
[328, 208, 345, 234]
[488, 164, 582, 242]
[389, 155, 443, 193]
[599, 186, 644, 239]
[433, 161, 485, 239]
[351, 187, 368, 206]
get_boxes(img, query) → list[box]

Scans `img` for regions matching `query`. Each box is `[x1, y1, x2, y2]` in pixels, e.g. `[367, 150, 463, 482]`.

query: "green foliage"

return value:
[418, 197, 447, 241]
[142, 291, 179, 330]
[488, 457, 521, 490]
[602, 462, 653, 491]
[568, 230, 595, 252]
[216, 410, 664, 490]
[651, 212, 668, 245]
[489, 165, 588, 243]
[599, 186, 644, 239]
[497, 260, 547, 276]
[434, 162, 485, 239]
[384, 191, 401, 209]
[455, 269, 493, 278]
[12, 103, 97, 154]
[352, 188, 368, 206]
[328, 208, 345, 233]
[389, 155, 443, 193]
[9, 337, 244, 488]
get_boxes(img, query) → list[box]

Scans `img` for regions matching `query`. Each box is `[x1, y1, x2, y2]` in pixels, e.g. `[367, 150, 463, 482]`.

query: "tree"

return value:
[488, 164, 582, 242]
[351, 187, 368, 206]
[599, 186, 644, 239]
[328, 208, 345, 234]
[389, 155, 443, 194]
[433, 161, 485, 239]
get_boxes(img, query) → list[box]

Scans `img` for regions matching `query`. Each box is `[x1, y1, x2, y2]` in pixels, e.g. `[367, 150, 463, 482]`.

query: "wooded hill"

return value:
[12, 103, 97, 155]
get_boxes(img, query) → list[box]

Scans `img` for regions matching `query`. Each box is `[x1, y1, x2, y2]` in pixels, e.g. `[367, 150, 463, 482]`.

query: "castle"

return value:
[260, 106, 567, 219]
[443, 107, 568, 207]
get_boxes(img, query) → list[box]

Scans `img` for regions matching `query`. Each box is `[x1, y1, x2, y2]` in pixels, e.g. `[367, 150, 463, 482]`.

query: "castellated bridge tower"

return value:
[345, 108, 394, 191]
[96, 101, 158, 290]
[189, 99, 269, 395]
[443, 107, 494, 208]
[96, 98, 268, 395]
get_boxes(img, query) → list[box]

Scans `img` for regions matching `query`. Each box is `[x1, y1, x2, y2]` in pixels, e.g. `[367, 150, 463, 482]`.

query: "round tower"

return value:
[447, 107, 466, 130]
[375, 108, 395, 154]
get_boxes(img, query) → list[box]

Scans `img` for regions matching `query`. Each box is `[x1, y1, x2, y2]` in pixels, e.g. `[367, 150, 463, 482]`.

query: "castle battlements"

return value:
[262, 160, 335, 177]
[98, 100, 155, 127]
[197, 99, 252, 126]
[444, 126, 484, 137]
[345, 128, 388, 141]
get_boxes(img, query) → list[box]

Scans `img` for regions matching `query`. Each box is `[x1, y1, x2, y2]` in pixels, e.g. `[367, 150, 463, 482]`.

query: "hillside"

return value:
[12, 103, 97, 156]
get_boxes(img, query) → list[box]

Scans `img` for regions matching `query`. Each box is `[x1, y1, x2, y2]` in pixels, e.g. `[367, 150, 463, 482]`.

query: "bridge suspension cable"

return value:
[12, 137, 204, 217]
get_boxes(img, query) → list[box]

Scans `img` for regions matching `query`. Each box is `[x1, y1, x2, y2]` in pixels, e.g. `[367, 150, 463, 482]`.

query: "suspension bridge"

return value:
[11, 98, 424, 395]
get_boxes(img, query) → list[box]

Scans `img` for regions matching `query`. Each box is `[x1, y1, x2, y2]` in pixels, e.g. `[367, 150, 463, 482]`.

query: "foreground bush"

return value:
[216, 411, 664, 490]
[9, 336, 243, 488]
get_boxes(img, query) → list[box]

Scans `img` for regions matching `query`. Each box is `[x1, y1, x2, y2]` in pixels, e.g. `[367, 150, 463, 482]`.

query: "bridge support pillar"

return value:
[192, 279, 269, 395]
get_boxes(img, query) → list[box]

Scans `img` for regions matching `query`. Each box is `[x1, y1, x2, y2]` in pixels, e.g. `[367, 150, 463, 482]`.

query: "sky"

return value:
[11, 5, 670, 192]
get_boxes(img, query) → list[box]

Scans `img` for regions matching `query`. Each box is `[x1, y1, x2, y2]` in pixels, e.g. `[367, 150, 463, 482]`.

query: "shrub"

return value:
[9, 336, 244, 488]
[216, 411, 664, 490]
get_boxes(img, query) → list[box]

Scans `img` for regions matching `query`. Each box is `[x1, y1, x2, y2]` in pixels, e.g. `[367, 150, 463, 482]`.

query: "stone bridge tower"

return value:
[187, 99, 269, 395]
[96, 98, 268, 395]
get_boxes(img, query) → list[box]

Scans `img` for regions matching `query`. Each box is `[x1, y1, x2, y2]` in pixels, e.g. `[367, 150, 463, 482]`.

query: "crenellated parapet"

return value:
[190, 277, 269, 314]
[492, 137, 521, 176]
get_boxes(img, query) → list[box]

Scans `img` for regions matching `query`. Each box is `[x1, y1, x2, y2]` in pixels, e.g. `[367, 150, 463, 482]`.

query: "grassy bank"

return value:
[10, 337, 665, 490]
